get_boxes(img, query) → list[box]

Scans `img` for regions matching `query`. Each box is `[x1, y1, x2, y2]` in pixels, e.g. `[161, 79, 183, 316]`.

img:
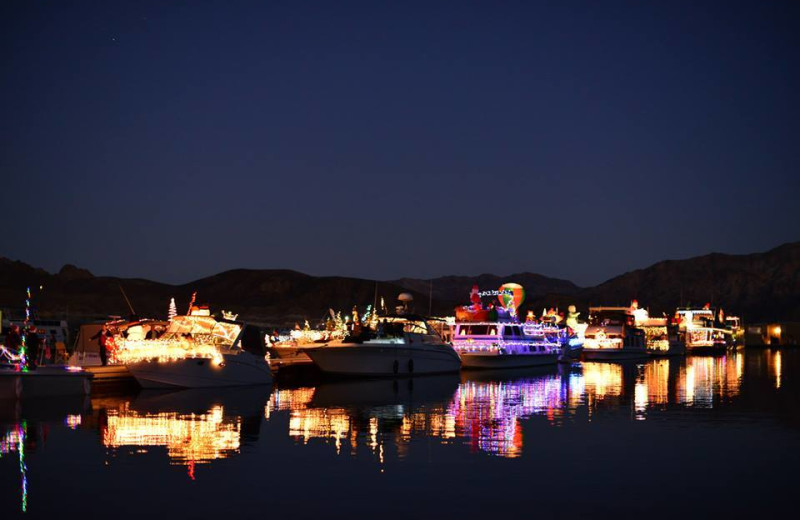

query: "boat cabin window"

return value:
[459, 325, 493, 336]
[503, 326, 522, 338]
[391, 320, 434, 335]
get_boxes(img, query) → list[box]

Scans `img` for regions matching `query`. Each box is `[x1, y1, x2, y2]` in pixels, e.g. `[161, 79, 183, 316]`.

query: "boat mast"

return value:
[118, 283, 136, 317]
[429, 279, 433, 316]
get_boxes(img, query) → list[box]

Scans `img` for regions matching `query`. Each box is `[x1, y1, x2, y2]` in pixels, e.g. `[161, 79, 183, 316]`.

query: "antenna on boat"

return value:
[429, 279, 433, 316]
[118, 283, 136, 317]
[187, 291, 197, 315]
[373, 282, 378, 314]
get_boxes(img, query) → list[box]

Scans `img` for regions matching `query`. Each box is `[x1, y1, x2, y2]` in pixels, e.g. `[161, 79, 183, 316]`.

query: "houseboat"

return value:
[582, 304, 649, 360]
[674, 307, 735, 353]
[452, 320, 561, 369]
[450, 284, 566, 368]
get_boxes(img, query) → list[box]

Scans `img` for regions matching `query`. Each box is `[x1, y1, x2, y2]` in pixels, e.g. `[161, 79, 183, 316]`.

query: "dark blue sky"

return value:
[2, 1, 797, 287]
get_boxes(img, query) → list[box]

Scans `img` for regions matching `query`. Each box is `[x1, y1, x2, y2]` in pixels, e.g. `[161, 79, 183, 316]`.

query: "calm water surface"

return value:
[2, 349, 798, 519]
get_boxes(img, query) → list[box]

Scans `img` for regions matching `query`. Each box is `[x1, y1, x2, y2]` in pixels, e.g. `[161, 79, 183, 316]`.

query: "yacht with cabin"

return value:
[116, 307, 272, 388]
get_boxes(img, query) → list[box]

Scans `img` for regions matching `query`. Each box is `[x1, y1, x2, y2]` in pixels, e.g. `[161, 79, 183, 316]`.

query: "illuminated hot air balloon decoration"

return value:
[497, 283, 525, 318]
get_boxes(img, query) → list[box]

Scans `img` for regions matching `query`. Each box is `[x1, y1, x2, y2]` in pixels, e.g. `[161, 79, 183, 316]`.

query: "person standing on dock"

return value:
[91, 326, 111, 366]
[5, 324, 21, 353]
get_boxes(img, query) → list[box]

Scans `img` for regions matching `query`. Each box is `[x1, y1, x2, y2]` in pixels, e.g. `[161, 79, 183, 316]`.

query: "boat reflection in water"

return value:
[449, 368, 567, 457]
[263, 353, 749, 460]
[677, 353, 743, 407]
[98, 386, 270, 478]
[269, 376, 460, 464]
[1, 423, 28, 513]
[1, 396, 90, 513]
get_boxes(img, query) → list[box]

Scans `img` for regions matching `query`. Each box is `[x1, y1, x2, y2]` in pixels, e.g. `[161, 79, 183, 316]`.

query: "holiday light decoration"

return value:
[477, 289, 512, 298]
[221, 310, 238, 321]
[0, 346, 22, 363]
[18, 287, 32, 371]
[186, 292, 197, 314]
[115, 337, 225, 365]
[282, 310, 350, 345]
[115, 315, 241, 365]
[582, 334, 623, 350]
[168, 298, 177, 321]
[497, 283, 525, 311]
[643, 326, 670, 351]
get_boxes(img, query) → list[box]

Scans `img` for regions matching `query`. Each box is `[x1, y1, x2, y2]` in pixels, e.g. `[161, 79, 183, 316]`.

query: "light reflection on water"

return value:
[257, 351, 753, 459]
[1, 348, 797, 517]
[102, 404, 242, 467]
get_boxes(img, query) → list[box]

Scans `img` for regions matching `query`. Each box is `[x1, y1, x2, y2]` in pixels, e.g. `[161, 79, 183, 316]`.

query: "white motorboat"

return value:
[269, 324, 348, 367]
[582, 304, 649, 361]
[117, 310, 272, 388]
[306, 314, 461, 376]
[0, 366, 92, 399]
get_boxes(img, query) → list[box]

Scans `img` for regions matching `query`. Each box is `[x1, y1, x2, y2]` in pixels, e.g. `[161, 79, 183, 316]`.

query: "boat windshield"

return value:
[385, 318, 435, 335]
[457, 325, 496, 336]
[165, 316, 242, 346]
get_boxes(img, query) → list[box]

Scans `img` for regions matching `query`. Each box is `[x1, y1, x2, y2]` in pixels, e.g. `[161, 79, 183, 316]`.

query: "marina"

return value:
[1, 282, 797, 520]
[2, 2, 796, 518]
[1, 348, 797, 519]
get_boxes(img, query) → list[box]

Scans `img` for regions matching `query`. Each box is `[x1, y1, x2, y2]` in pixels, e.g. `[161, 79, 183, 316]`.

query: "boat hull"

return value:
[582, 349, 649, 361]
[1, 368, 92, 398]
[127, 352, 273, 388]
[307, 344, 461, 376]
[460, 352, 558, 369]
[559, 345, 584, 363]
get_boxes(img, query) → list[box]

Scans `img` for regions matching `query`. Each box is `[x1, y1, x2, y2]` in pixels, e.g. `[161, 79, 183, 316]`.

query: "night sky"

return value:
[1, 1, 797, 287]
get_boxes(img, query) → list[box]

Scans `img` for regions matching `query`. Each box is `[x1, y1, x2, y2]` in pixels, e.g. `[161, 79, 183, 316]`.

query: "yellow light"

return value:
[773, 326, 781, 336]
[103, 404, 240, 465]
[116, 337, 224, 365]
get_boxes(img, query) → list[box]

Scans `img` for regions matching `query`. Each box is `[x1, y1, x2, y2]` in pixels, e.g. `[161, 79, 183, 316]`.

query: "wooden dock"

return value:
[85, 365, 138, 391]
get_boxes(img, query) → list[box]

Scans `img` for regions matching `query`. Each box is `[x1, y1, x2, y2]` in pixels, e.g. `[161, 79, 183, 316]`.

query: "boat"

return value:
[725, 315, 745, 349]
[1, 334, 92, 400]
[561, 305, 586, 362]
[673, 306, 736, 353]
[582, 303, 649, 360]
[0, 366, 92, 399]
[68, 319, 170, 386]
[624, 303, 686, 357]
[450, 284, 561, 369]
[269, 318, 350, 368]
[306, 295, 461, 377]
[116, 307, 273, 388]
[452, 320, 561, 369]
